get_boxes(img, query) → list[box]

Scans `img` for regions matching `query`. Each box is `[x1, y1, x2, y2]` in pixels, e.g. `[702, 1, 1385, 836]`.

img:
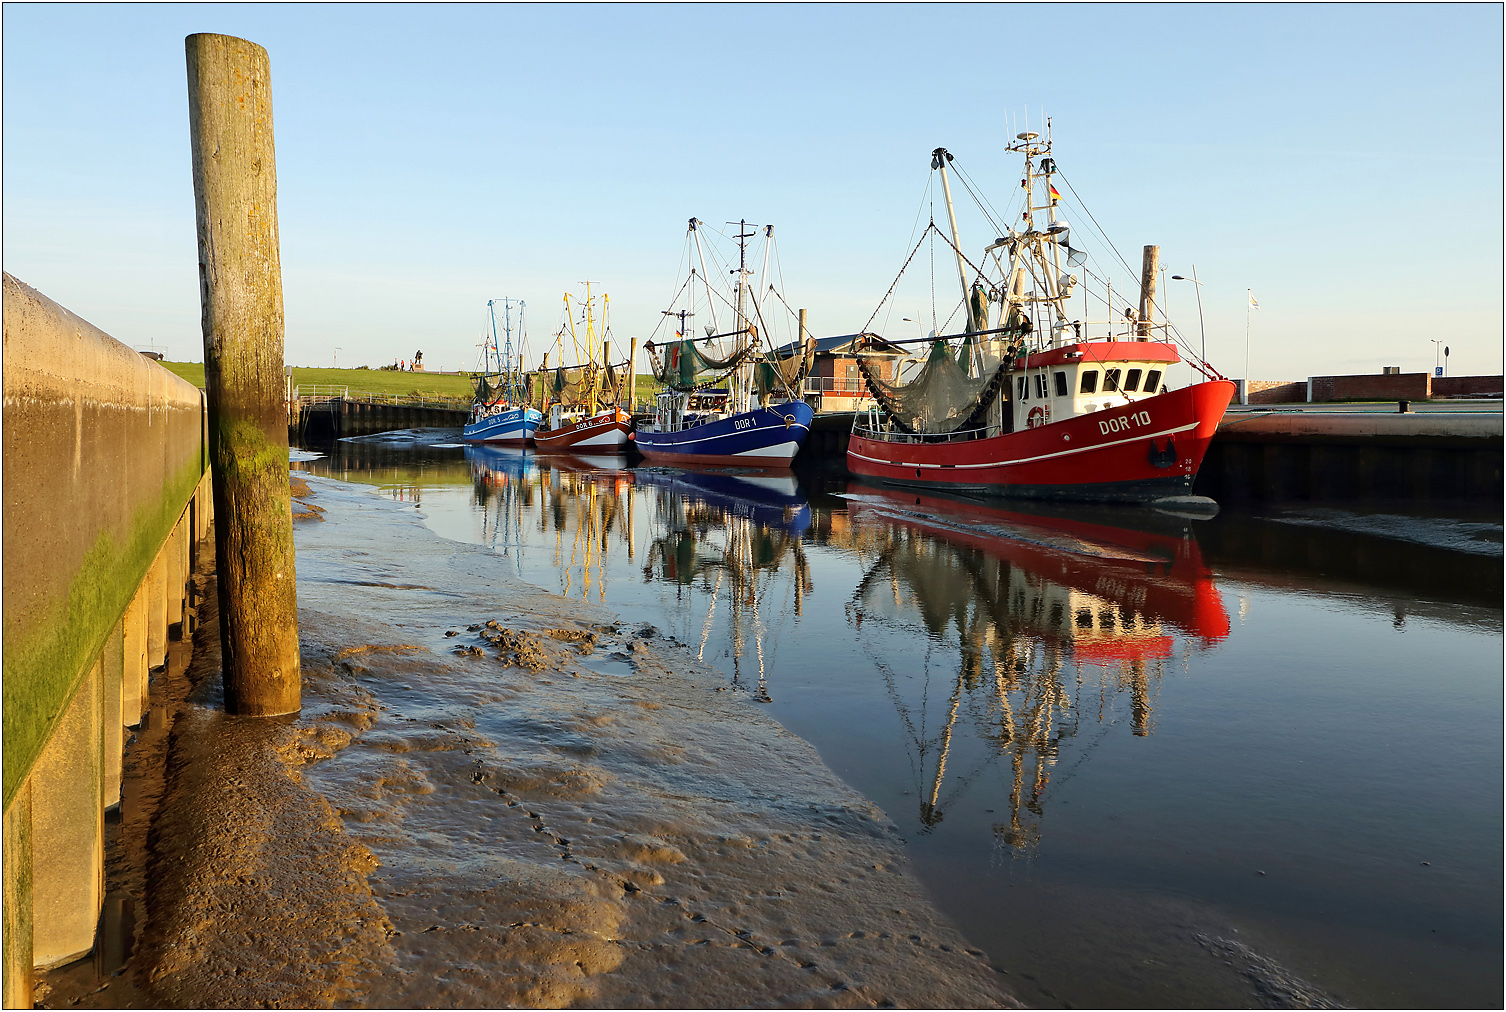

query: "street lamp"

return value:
[334, 346, 342, 369]
[1430, 339, 1445, 377]
[1170, 269, 1206, 363]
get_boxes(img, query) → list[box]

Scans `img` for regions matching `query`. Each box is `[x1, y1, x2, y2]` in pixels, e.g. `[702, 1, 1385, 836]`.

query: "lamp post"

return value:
[1430, 339, 1444, 377]
[334, 346, 342, 369]
[1170, 268, 1206, 363]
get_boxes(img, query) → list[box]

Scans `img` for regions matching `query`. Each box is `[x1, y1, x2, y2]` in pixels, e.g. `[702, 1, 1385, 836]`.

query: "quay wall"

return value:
[1195, 411, 1502, 503]
[2, 274, 212, 1003]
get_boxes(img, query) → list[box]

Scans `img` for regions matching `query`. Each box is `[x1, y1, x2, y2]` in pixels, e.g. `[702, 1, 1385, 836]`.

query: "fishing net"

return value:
[549, 363, 602, 406]
[857, 339, 1010, 434]
[754, 339, 814, 401]
[646, 339, 755, 391]
[473, 372, 529, 406]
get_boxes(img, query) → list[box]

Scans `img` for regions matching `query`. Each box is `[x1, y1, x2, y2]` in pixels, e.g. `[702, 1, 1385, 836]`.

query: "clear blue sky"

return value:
[4, 3, 1501, 381]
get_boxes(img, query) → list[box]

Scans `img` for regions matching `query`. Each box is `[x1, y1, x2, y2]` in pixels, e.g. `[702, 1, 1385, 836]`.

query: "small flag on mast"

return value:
[1248, 292, 1260, 310]
[1048, 184, 1062, 203]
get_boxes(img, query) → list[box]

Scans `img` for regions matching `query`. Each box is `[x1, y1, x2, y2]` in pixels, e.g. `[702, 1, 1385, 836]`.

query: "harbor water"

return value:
[294, 436, 1502, 1009]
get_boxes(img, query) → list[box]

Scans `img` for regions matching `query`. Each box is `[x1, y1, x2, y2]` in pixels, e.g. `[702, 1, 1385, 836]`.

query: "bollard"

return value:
[186, 34, 300, 715]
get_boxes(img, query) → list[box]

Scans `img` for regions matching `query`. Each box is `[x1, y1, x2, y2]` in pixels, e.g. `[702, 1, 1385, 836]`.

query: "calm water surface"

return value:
[295, 440, 1502, 1009]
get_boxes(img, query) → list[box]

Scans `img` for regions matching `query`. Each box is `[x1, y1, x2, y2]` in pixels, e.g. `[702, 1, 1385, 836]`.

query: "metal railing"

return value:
[290, 385, 471, 411]
[802, 376, 868, 394]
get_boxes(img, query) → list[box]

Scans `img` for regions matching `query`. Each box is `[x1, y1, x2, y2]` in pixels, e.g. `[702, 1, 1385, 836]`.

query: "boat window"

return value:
[1103, 368, 1121, 391]
[1145, 369, 1162, 392]
[1035, 373, 1048, 399]
[1017, 376, 1028, 400]
[1123, 368, 1143, 392]
[1053, 371, 1068, 397]
[1079, 370, 1099, 394]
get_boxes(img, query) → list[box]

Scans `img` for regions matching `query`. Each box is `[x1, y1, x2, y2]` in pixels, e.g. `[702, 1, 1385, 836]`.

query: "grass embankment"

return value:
[159, 363, 478, 399]
[161, 361, 664, 407]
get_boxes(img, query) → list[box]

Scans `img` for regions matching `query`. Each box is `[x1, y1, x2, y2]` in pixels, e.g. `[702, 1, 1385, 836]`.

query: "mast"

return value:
[689, 218, 720, 335]
[932, 148, 976, 332]
[731, 219, 757, 413]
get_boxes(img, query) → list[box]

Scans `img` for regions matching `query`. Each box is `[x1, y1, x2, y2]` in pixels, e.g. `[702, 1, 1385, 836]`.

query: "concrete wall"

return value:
[2, 274, 210, 1003]
[1309, 372, 1432, 402]
[1432, 375, 1503, 398]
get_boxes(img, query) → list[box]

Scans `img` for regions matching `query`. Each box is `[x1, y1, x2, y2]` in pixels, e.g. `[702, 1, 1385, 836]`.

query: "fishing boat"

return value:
[463, 298, 543, 446]
[533, 283, 634, 453]
[846, 126, 1236, 504]
[634, 219, 816, 467]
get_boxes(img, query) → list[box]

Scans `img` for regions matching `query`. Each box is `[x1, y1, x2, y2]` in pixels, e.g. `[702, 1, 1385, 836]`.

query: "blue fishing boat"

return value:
[634, 394, 813, 466]
[634, 219, 817, 467]
[464, 298, 543, 446]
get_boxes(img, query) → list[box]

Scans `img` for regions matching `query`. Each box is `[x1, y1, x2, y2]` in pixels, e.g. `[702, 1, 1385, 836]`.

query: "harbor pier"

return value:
[1198, 407, 1502, 503]
[2, 275, 211, 1006]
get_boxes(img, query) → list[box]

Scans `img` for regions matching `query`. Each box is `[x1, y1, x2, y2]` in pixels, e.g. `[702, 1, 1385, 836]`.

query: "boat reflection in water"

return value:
[461, 445, 1229, 852]
[841, 484, 1230, 853]
[467, 445, 634, 595]
[633, 468, 811, 700]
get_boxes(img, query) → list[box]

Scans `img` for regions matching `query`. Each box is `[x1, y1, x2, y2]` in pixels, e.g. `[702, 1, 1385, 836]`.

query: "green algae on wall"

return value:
[1, 456, 205, 811]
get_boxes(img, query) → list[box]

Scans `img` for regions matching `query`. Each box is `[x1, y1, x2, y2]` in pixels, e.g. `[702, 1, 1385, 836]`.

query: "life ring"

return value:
[1027, 405, 1048, 428]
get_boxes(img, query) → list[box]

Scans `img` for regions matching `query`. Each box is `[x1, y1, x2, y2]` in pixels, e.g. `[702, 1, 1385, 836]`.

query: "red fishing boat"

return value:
[532, 283, 634, 453]
[533, 405, 632, 452]
[846, 126, 1235, 505]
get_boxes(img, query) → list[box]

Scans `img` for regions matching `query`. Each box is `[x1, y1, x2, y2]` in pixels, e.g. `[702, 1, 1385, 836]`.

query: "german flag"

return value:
[1048, 184, 1062, 203]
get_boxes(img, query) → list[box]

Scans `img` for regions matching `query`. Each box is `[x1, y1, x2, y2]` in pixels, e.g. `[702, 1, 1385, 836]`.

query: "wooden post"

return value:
[186, 34, 300, 716]
[1137, 245, 1159, 340]
[626, 338, 637, 411]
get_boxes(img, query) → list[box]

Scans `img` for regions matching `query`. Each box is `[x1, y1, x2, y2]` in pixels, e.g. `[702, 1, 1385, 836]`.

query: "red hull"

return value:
[847, 380, 1235, 503]
[533, 410, 631, 452]
[845, 487, 1231, 647]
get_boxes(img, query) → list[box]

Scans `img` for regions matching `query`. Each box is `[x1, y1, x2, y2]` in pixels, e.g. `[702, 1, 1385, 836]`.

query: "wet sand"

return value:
[41, 475, 1021, 1009]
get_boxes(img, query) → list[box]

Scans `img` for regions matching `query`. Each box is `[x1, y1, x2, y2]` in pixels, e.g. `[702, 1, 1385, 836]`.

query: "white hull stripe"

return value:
[639, 423, 809, 450]
[849, 421, 1199, 470]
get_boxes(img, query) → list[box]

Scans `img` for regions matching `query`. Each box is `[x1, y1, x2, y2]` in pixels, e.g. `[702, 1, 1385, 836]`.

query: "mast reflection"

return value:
[843, 486, 1229, 853]
[634, 469, 811, 701]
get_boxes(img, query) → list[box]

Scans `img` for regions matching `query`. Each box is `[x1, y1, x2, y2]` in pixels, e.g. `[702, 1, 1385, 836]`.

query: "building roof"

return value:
[771, 333, 907, 358]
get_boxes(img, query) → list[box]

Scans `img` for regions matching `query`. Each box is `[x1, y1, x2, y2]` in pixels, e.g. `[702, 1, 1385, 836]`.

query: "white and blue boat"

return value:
[464, 298, 543, 446]
[633, 218, 816, 468]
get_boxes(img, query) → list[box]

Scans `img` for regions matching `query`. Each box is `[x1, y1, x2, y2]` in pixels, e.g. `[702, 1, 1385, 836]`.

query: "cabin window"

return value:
[1145, 369, 1162, 392]
[1103, 368, 1121, 392]
[1053, 371, 1069, 397]
[1123, 368, 1143, 392]
[1017, 376, 1028, 400]
[1035, 373, 1048, 399]
[1079, 370, 1099, 394]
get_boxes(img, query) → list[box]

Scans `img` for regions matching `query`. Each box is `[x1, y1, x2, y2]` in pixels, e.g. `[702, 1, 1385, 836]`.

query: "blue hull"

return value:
[633, 401, 814, 466]
[463, 406, 542, 445]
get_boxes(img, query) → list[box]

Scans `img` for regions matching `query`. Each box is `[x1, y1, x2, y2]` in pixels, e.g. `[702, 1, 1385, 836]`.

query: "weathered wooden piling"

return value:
[1137, 245, 1159, 339]
[186, 33, 300, 715]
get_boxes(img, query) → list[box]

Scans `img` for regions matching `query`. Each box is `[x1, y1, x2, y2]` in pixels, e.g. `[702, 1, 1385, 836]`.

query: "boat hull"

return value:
[463, 406, 543, 446]
[846, 380, 1235, 503]
[534, 409, 632, 452]
[634, 401, 815, 467]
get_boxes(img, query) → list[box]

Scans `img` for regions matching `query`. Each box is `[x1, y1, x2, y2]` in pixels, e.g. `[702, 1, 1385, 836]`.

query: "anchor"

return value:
[1149, 438, 1177, 469]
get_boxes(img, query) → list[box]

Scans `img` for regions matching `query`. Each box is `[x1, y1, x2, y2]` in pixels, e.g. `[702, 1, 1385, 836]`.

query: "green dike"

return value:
[158, 362, 478, 400]
[2, 454, 206, 812]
